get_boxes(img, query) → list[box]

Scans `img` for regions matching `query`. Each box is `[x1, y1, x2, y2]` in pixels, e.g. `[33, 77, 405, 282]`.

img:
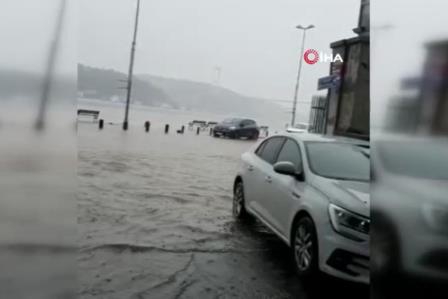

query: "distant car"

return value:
[213, 118, 259, 140]
[233, 133, 370, 283]
[286, 123, 309, 133]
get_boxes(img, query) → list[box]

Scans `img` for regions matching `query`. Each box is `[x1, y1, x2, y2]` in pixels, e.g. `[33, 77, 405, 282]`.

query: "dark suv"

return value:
[213, 118, 259, 140]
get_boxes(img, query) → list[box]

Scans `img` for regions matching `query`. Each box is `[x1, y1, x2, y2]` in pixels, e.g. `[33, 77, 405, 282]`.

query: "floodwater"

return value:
[0, 123, 77, 298]
[78, 103, 368, 299]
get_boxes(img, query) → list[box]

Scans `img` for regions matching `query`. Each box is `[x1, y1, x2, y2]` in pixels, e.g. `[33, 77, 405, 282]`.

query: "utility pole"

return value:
[123, 0, 141, 131]
[35, 0, 67, 131]
[214, 66, 222, 86]
[291, 24, 314, 127]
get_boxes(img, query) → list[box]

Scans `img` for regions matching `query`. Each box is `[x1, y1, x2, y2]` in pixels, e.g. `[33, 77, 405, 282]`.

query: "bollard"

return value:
[144, 121, 150, 132]
[209, 127, 213, 136]
[196, 127, 200, 135]
[99, 119, 104, 130]
[165, 124, 169, 134]
[177, 126, 184, 134]
[265, 130, 269, 137]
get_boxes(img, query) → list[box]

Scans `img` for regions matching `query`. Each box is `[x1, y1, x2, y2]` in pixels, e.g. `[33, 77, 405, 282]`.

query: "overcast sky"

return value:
[79, 0, 361, 102]
[2, 0, 447, 120]
[0, 0, 76, 76]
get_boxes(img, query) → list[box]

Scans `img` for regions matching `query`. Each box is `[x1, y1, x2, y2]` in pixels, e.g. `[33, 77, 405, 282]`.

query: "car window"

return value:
[276, 139, 302, 170]
[255, 140, 267, 156]
[258, 137, 285, 164]
[223, 118, 241, 124]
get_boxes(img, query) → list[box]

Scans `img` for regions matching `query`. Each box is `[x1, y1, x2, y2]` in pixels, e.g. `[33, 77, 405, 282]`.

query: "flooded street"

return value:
[78, 113, 368, 299]
[5, 0, 448, 297]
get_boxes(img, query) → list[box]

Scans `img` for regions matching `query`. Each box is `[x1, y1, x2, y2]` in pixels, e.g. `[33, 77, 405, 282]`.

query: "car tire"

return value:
[233, 181, 250, 220]
[251, 131, 259, 140]
[371, 213, 400, 284]
[292, 216, 319, 278]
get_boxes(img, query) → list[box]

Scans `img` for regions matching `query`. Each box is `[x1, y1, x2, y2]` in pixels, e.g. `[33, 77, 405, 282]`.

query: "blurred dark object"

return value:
[308, 95, 327, 134]
[35, 0, 67, 130]
[385, 40, 448, 136]
[421, 40, 448, 135]
[353, 0, 370, 35]
[77, 109, 100, 121]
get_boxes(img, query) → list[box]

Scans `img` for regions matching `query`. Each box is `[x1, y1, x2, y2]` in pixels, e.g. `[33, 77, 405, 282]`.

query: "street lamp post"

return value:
[291, 24, 314, 127]
[123, 0, 141, 131]
[35, 0, 67, 131]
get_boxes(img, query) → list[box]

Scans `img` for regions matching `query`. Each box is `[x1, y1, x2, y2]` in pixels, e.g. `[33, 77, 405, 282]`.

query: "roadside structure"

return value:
[316, 0, 370, 140]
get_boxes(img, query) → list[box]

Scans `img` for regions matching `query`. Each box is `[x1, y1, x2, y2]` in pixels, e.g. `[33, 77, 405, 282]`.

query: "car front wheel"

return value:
[292, 216, 318, 278]
[233, 181, 250, 219]
[371, 213, 400, 283]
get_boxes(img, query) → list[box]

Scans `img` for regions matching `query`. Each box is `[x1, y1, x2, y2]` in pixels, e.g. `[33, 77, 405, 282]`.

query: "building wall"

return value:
[419, 41, 448, 135]
[325, 37, 370, 140]
[337, 40, 370, 136]
[385, 40, 448, 136]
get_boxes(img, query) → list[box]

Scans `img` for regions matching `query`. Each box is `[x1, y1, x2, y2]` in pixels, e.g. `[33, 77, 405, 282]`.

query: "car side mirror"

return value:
[273, 161, 304, 181]
[239, 123, 244, 128]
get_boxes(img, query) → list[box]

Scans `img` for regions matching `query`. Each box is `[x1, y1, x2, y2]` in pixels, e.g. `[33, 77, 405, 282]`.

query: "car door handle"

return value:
[292, 192, 301, 199]
[247, 165, 254, 171]
[265, 176, 272, 183]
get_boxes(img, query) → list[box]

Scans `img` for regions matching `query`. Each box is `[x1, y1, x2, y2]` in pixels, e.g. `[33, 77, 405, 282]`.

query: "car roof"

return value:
[274, 132, 370, 146]
[223, 117, 255, 121]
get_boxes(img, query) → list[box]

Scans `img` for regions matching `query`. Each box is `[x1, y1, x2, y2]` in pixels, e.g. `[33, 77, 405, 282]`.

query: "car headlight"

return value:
[329, 204, 370, 240]
[229, 126, 236, 130]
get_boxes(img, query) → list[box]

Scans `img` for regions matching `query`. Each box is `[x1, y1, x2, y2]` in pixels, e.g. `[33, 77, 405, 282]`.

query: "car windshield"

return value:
[222, 118, 241, 124]
[376, 140, 448, 180]
[305, 142, 370, 182]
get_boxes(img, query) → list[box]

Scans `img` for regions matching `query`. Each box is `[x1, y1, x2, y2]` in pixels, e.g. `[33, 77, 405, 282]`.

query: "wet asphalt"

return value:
[78, 123, 369, 299]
